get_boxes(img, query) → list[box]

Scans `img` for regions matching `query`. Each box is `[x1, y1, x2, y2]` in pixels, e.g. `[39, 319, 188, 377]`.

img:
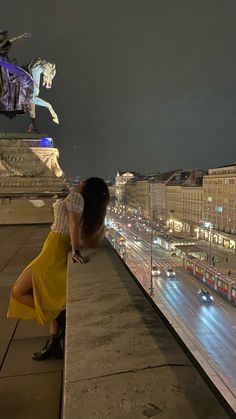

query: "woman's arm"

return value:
[68, 211, 80, 253]
[68, 211, 88, 263]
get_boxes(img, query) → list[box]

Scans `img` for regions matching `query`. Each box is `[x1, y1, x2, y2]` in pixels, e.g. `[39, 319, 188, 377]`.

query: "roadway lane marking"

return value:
[221, 307, 228, 314]
[188, 308, 196, 316]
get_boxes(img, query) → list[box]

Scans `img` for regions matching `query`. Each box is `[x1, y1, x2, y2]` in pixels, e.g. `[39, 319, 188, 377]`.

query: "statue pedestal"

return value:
[0, 133, 69, 224]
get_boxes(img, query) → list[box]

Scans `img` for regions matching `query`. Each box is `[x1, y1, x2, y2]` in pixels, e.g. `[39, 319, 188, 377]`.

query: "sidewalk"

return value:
[199, 240, 236, 276]
[157, 229, 236, 277]
[0, 225, 63, 419]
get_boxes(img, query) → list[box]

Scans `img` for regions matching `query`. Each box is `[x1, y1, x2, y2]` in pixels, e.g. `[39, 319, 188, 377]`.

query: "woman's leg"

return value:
[12, 267, 34, 308]
[50, 319, 59, 335]
[50, 311, 66, 336]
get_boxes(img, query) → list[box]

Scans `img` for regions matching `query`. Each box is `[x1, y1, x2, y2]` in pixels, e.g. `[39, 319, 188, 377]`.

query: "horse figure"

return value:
[0, 57, 59, 132]
[26, 58, 58, 132]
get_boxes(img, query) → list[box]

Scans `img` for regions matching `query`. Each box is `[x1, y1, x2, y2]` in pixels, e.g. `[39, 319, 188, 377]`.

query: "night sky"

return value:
[1, 1, 236, 178]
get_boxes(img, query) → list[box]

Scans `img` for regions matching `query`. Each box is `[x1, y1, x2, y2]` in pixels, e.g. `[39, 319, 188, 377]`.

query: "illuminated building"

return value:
[203, 164, 236, 249]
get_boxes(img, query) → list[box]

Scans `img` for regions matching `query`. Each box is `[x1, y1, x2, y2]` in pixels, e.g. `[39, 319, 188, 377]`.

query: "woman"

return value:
[7, 177, 110, 360]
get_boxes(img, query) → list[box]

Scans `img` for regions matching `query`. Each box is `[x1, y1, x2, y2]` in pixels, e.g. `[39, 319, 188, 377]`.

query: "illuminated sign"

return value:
[39, 137, 53, 147]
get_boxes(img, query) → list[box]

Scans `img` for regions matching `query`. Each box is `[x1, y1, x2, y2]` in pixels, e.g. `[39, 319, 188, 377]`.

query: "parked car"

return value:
[197, 288, 214, 303]
[164, 267, 176, 277]
[133, 236, 140, 242]
[152, 266, 161, 276]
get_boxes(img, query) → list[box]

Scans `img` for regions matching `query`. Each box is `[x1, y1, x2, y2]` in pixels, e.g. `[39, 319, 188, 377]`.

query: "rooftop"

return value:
[0, 225, 233, 418]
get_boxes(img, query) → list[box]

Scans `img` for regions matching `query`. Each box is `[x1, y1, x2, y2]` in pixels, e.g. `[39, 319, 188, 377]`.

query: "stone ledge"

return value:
[63, 241, 230, 419]
[0, 132, 48, 139]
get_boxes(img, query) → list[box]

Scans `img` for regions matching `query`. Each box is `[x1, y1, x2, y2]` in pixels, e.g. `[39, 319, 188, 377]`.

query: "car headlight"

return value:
[172, 271, 175, 276]
[203, 296, 207, 300]
[210, 296, 213, 300]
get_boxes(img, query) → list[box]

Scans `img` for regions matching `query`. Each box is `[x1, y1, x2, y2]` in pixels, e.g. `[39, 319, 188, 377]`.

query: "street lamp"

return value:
[201, 221, 213, 265]
[204, 223, 213, 265]
[149, 227, 154, 297]
[149, 188, 154, 297]
[209, 228, 212, 265]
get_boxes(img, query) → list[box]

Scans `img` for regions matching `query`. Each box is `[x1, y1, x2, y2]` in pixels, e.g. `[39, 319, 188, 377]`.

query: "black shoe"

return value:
[32, 337, 63, 361]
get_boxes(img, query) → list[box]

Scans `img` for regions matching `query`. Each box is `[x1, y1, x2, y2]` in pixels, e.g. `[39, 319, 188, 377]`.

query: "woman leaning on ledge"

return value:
[7, 177, 110, 360]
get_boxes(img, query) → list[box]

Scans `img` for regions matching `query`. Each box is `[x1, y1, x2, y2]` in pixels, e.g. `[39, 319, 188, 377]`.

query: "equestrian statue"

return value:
[0, 30, 59, 132]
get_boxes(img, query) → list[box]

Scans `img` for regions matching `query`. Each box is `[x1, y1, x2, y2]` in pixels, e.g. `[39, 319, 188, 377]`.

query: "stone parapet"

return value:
[63, 241, 230, 419]
[0, 132, 49, 139]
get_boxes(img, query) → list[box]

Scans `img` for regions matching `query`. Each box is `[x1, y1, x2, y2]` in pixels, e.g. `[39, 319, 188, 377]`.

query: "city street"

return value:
[108, 218, 236, 392]
[110, 210, 236, 276]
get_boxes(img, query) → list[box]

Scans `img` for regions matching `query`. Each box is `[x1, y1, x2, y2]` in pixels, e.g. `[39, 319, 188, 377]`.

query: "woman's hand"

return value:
[71, 251, 89, 264]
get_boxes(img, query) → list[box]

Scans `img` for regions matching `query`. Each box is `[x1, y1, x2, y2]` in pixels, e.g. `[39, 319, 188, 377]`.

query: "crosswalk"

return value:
[153, 261, 174, 270]
[152, 259, 181, 270]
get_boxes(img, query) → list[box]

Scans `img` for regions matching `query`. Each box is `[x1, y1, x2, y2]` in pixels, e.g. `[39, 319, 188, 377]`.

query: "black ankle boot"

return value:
[32, 336, 63, 361]
[56, 310, 66, 338]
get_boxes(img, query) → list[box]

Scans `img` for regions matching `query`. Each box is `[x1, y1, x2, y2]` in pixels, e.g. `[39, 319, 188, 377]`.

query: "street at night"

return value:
[107, 215, 236, 398]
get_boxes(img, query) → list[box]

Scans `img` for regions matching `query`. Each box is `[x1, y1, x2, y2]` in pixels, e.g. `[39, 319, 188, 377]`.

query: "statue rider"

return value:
[0, 30, 31, 117]
[0, 30, 31, 61]
[0, 31, 58, 132]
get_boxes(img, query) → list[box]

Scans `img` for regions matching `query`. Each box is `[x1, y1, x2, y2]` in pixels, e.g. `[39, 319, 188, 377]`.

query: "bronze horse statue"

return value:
[0, 57, 58, 132]
[0, 30, 58, 132]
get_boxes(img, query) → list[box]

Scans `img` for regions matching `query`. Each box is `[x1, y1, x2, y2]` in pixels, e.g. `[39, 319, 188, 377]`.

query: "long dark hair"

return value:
[79, 177, 109, 246]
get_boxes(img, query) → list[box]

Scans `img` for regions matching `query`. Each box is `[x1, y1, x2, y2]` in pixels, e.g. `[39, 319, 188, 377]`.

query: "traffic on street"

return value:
[106, 214, 236, 390]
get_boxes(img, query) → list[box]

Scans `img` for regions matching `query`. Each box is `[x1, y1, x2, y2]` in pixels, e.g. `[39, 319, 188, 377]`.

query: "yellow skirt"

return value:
[7, 231, 71, 325]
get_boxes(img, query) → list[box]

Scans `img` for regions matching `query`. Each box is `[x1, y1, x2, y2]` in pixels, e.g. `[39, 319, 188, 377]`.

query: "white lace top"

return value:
[51, 191, 84, 235]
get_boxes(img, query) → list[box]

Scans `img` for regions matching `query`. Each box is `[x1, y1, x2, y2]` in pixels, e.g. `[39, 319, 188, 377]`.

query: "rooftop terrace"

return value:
[0, 225, 233, 418]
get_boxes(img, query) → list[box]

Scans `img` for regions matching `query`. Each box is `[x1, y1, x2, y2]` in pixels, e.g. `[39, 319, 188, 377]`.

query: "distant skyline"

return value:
[1, 1, 236, 178]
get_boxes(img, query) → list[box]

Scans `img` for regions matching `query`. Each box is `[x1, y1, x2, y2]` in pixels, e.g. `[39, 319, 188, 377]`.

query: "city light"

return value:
[39, 137, 53, 147]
